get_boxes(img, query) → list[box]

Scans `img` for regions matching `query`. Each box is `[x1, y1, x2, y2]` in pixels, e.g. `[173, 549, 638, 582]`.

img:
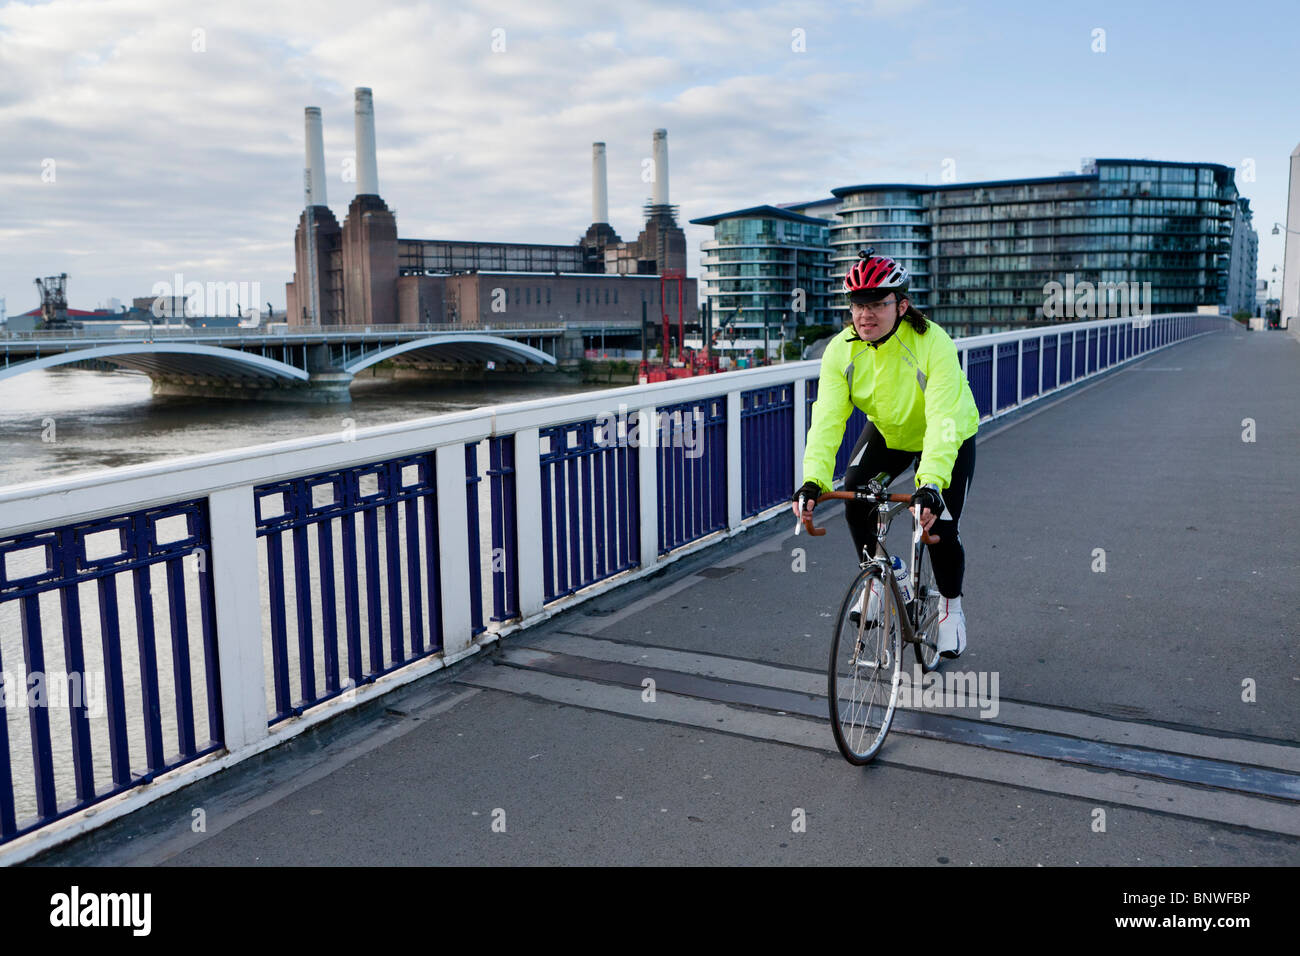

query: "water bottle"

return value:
[890, 555, 913, 604]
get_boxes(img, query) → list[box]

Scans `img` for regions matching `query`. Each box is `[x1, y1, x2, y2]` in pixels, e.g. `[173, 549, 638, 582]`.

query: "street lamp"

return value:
[1272, 222, 1300, 236]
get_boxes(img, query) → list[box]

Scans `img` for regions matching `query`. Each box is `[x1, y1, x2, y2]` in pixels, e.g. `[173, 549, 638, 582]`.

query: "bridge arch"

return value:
[0, 343, 309, 385]
[343, 334, 556, 375]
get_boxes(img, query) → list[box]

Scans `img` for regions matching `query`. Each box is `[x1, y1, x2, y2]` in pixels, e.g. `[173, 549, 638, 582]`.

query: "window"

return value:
[614, 289, 618, 304]
[547, 288, 551, 305]
[576, 289, 581, 304]
[526, 288, 531, 305]
[605, 290, 609, 305]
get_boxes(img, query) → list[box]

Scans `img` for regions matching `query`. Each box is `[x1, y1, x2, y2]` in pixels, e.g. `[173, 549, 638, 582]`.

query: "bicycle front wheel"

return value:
[827, 566, 902, 765]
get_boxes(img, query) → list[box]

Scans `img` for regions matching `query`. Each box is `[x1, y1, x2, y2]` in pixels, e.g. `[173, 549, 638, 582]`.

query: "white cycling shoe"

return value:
[848, 578, 883, 627]
[936, 596, 967, 659]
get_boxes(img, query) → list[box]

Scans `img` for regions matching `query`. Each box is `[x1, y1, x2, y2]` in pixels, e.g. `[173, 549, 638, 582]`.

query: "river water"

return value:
[0, 367, 595, 488]
[0, 367, 598, 833]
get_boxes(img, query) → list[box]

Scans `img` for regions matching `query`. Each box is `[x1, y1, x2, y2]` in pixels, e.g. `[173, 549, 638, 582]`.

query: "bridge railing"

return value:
[0, 321, 567, 343]
[0, 312, 1229, 858]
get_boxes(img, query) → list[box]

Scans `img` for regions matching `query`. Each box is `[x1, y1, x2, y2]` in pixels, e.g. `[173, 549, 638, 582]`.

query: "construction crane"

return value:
[34, 273, 70, 329]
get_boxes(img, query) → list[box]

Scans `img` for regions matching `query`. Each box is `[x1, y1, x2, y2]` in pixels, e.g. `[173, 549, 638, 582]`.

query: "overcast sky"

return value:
[1, 0, 1296, 316]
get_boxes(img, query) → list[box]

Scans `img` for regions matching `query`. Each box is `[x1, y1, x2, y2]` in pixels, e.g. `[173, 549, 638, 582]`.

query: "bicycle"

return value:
[796, 475, 944, 765]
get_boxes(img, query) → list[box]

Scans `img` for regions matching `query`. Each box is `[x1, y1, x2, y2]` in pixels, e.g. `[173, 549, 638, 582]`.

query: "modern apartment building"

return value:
[697, 159, 1251, 337]
[690, 205, 836, 333]
[1226, 197, 1259, 317]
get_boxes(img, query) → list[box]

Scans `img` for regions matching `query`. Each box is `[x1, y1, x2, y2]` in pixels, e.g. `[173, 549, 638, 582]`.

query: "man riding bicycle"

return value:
[791, 249, 979, 660]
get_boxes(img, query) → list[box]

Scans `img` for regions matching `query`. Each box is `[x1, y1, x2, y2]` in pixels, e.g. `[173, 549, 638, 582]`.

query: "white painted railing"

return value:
[0, 312, 1229, 862]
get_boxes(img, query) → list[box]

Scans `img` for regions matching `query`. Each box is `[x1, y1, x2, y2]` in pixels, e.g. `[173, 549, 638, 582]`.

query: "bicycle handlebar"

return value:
[796, 490, 941, 544]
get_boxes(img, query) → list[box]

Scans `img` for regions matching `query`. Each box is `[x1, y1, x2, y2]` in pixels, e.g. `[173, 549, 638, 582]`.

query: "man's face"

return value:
[849, 296, 904, 341]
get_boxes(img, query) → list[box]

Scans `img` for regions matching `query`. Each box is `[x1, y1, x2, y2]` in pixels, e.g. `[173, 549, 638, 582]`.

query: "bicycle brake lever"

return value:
[910, 504, 941, 545]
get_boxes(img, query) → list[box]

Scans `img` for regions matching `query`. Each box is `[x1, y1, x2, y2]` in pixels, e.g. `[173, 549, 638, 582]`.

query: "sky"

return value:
[1, 0, 1297, 316]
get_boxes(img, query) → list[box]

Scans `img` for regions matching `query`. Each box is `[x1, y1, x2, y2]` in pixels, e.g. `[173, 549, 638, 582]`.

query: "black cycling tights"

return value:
[840, 422, 976, 599]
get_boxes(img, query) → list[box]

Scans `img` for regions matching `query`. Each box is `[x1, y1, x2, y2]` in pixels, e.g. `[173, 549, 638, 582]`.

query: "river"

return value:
[0, 367, 596, 488]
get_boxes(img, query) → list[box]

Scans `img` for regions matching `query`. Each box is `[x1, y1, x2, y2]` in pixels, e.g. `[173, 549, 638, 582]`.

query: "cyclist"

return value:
[791, 249, 979, 660]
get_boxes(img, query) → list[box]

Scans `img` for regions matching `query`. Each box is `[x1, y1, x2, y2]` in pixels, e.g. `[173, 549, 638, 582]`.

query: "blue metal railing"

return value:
[539, 419, 640, 602]
[1042, 335, 1058, 390]
[967, 346, 994, 418]
[0, 312, 1230, 854]
[657, 398, 727, 554]
[1021, 337, 1040, 400]
[997, 341, 1019, 412]
[740, 385, 794, 517]
[0, 502, 222, 843]
[254, 456, 443, 724]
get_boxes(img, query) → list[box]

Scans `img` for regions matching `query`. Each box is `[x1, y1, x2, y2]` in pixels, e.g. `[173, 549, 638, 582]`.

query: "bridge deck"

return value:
[36, 329, 1300, 865]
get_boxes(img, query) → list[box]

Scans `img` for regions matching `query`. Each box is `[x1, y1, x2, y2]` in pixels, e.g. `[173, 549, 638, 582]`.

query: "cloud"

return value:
[0, 0, 1273, 316]
[0, 0, 884, 310]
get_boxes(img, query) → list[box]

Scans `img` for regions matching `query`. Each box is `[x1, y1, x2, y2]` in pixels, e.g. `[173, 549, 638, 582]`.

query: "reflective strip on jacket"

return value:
[801, 319, 979, 493]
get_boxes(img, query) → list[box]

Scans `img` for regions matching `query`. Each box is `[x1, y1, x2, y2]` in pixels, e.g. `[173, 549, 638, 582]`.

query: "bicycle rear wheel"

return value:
[827, 566, 902, 765]
[912, 539, 943, 672]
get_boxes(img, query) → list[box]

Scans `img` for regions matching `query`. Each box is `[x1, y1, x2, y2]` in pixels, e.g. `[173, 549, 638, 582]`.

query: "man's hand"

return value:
[791, 481, 821, 522]
[910, 484, 944, 533]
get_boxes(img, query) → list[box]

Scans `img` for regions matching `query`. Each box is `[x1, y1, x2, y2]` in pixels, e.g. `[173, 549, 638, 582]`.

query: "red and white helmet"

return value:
[843, 248, 909, 298]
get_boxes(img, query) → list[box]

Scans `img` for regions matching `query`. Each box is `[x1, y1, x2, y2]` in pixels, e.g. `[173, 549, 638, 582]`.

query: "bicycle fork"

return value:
[848, 554, 919, 674]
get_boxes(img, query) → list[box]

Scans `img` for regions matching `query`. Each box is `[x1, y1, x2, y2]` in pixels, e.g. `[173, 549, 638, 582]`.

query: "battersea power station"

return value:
[285, 88, 697, 349]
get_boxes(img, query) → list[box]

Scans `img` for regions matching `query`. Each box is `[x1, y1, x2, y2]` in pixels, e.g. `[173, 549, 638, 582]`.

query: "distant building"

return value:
[133, 295, 187, 318]
[712, 159, 1253, 337]
[1226, 198, 1258, 316]
[284, 93, 695, 351]
[11, 306, 120, 332]
[841, 160, 1243, 335]
[690, 205, 835, 334]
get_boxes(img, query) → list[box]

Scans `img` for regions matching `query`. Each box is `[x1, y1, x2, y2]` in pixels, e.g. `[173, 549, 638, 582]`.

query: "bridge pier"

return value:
[356, 363, 581, 386]
[150, 371, 355, 403]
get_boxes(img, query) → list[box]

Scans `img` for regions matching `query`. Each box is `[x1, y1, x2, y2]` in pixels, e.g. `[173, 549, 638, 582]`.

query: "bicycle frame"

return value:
[798, 478, 941, 649]
[861, 492, 922, 647]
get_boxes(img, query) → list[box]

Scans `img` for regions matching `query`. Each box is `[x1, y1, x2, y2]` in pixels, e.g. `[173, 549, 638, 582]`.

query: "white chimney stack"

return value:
[652, 128, 669, 206]
[304, 107, 328, 207]
[592, 142, 609, 224]
[354, 87, 379, 196]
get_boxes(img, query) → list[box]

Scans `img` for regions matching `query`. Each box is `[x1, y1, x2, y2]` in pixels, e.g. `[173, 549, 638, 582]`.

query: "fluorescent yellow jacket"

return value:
[802, 319, 979, 493]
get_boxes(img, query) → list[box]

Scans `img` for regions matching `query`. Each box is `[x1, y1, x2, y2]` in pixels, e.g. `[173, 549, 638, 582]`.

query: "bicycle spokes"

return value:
[831, 585, 901, 763]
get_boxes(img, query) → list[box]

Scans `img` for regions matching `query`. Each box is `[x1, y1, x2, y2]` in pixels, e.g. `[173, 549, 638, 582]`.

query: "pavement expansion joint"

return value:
[456, 635, 1300, 838]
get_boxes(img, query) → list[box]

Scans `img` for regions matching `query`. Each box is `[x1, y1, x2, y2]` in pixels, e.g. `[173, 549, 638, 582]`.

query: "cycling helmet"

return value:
[843, 248, 909, 302]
